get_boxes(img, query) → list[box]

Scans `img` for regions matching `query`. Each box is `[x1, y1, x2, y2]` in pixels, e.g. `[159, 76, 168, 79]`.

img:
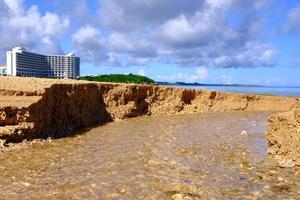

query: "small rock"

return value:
[20, 182, 31, 187]
[264, 185, 271, 189]
[252, 191, 260, 196]
[147, 159, 160, 165]
[240, 161, 250, 168]
[0, 140, 5, 148]
[277, 158, 295, 168]
[269, 170, 277, 174]
[172, 193, 184, 200]
[171, 193, 193, 200]
[240, 130, 248, 136]
[119, 188, 127, 194]
[115, 187, 127, 195]
[170, 160, 177, 165]
[277, 177, 284, 181]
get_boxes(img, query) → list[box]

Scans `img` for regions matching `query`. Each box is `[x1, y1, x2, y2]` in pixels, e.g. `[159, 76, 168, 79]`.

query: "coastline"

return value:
[0, 76, 299, 164]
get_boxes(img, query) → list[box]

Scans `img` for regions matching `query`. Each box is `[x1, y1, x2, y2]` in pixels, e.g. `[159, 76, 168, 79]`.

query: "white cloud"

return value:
[158, 13, 215, 48]
[40, 12, 69, 35]
[285, 6, 300, 33]
[0, 0, 69, 61]
[265, 77, 285, 86]
[108, 32, 157, 58]
[72, 25, 105, 62]
[193, 68, 208, 81]
[51, 0, 93, 26]
[0, 0, 281, 69]
[83, 0, 276, 68]
[99, 0, 204, 31]
[206, 0, 234, 9]
[156, 67, 208, 83]
[3, 0, 24, 14]
[211, 42, 277, 68]
[220, 74, 233, 84]
[138, 69, 146, 76]
[108, 32, 134, 52]
[72, 25, 102, 48]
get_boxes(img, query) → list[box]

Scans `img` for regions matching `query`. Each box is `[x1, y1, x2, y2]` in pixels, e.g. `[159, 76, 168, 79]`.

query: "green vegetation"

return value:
[79, 73, 156, 84]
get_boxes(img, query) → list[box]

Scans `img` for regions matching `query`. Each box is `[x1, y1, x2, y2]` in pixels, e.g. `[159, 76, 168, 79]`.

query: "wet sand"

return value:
[0, 112, 299, 199]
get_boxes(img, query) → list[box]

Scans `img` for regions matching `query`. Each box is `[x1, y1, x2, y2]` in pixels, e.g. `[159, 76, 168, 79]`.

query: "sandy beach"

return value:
[0, 76, 300, 198]
[0, 77, 300, 162]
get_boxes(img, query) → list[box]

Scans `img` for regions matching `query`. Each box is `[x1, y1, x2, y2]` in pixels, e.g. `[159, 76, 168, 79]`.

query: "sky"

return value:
[0, 0, 300, 86]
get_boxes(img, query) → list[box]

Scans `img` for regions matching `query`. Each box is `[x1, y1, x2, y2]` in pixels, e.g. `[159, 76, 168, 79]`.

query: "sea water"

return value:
[175, 85, 300, 97]
[0, 113, 299, 199]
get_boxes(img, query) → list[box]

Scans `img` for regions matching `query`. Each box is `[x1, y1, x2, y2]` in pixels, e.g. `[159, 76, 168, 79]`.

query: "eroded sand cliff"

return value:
[267, 110, 300, 165]
[0, 77, 300, 162]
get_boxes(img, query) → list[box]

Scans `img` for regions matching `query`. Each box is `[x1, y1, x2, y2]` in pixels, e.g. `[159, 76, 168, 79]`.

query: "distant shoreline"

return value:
[157, 81, 300, 88]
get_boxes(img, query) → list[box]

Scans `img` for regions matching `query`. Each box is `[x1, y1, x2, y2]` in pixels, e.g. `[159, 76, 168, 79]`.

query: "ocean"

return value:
[174, 85, 300, 97]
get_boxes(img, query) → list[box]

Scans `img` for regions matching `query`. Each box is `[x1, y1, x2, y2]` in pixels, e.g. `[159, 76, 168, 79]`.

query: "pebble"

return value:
[171, 193, 193, 200]
[240, 161, 250, 168]
[264, 185, 271, 189]
[277, 158, 295, 168]
[277, 177, 284, 181]
[147, 159, 160, 165]
[0, 140, 5, 148]
[240, 130, 248, 136]
[172, 193, 184, 200]
[119, 188, 127, 194]
[20, 182, 31, 187]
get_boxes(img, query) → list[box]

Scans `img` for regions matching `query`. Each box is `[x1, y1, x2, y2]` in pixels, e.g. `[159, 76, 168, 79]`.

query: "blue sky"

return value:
[1, 0, 300, 86]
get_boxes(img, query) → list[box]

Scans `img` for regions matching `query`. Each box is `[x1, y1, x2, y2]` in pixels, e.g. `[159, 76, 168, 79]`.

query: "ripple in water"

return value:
[0, 113, 299, 199]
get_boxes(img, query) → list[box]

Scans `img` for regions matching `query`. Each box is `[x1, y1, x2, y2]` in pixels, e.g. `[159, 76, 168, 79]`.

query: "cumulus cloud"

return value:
[138, 69, 146, 76]
[211, 42, 277, 68]
[108, 32, 157, 58]
[0, 0, 281, 69]
[40, 12, 69, 35]
[158, 12, 222, 48]
[0, 0, 69, 62]
[72, 25, 105, 62]
[156, 67, 208, 83]
[152, 0, 275, 68]
[285, 5, 300, 33]
[220, 74, 233, 84]
[69, 0, 276, 68]
[265, 77, 285, 86]
[99, 0, 204, 31]
[3, 0, 24, 14]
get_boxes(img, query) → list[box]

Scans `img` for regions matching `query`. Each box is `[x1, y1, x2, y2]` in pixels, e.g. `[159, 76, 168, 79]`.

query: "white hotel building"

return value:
[6, 47, 80, 79]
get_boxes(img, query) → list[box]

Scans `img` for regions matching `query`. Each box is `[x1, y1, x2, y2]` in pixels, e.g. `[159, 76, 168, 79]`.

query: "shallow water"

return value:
[0, 113, 300, 199]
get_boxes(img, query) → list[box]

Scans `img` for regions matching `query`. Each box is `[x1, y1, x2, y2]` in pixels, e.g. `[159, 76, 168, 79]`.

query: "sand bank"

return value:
[267, 110, 300, 165]
[0, 77, 299, 162]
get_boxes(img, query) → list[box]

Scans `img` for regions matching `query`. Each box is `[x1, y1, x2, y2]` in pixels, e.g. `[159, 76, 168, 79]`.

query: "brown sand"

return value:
[0, 76, 299, 163]
[267, 110, 300, 165]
